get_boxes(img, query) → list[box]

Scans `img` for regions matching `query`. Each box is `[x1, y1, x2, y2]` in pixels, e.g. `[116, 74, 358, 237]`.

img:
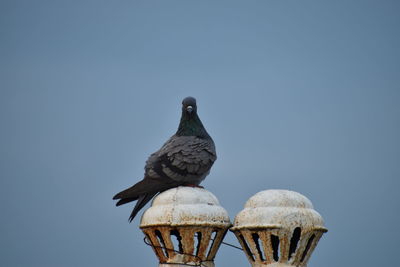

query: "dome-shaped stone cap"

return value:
[231, 189, 327, 231]
[140, 186, 231, 228]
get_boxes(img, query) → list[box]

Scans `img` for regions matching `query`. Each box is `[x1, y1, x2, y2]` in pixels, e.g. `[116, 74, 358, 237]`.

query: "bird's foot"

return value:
[183, 184, 204, 189]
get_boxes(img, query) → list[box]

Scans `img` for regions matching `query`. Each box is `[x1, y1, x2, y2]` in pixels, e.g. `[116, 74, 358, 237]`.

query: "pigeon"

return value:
[113, 96, 217, 222]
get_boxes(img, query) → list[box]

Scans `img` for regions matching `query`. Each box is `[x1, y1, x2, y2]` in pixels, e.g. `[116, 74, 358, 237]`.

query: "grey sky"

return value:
[1, 0, 399, 266]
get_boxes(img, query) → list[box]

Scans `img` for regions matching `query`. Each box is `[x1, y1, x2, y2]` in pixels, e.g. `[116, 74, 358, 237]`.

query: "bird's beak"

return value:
[186, 105, 193, 113]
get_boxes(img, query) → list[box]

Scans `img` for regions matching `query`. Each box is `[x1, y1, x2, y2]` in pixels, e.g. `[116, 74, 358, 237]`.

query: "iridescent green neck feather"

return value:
[176, 112, 210, 139]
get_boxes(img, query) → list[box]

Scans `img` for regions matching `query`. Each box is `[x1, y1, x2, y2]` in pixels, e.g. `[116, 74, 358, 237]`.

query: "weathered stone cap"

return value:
[140, 186, 231, 228]
[231, 189, 327, 231]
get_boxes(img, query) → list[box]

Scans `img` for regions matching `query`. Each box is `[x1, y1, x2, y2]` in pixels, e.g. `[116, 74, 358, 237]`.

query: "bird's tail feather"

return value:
[113, 178, 155, 203]
[113, 176, 181, 222]
[115, 197, 137, 206]
[129, 193, 157, 222]
[113, 177, 179, 202]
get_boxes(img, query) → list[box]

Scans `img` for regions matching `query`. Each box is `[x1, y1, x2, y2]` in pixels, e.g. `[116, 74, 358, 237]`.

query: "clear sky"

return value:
[1, 1, 399, 266]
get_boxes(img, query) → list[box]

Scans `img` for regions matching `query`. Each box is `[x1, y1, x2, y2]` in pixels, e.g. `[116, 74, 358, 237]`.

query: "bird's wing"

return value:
[145, 135, 217, 183]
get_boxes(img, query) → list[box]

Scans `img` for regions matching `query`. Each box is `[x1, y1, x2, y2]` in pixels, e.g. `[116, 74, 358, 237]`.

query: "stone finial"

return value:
[140, 186, 231, 267]
[231, 190, 327, 267]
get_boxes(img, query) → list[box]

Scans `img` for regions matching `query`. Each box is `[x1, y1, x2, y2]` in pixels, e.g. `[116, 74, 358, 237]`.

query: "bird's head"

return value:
[182, 96, 197, 116]
[177, 96, 209, 138]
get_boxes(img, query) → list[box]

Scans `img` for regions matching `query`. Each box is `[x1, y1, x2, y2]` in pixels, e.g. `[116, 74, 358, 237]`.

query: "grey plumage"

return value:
[113, 97, 216, 222]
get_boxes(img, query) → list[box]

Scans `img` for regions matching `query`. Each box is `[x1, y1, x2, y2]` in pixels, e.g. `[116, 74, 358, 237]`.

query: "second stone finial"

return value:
[230, 190, 327, 267]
